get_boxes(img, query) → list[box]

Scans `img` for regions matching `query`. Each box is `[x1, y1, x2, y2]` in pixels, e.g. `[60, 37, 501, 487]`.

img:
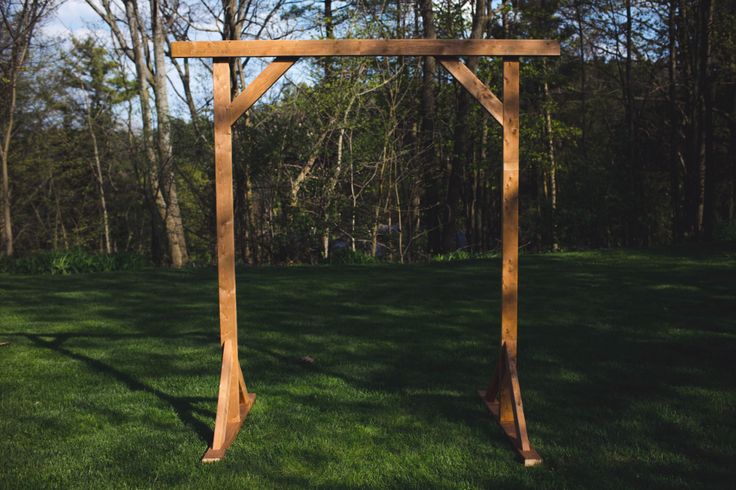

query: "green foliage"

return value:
[7, 3, 735, 266]
[63, 36, 136, 109]
[431, 249, 499, 262]
[327, 248, 378, 265]
[713, 221, 736, 242]
[0, 249, 148, 274]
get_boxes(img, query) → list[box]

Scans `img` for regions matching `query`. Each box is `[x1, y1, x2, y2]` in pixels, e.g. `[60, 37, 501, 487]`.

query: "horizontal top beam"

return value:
[171, 39, 560, 58]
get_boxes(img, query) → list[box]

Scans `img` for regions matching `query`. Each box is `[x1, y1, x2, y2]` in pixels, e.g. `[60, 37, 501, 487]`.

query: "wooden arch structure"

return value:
[171, 39, 560, 465]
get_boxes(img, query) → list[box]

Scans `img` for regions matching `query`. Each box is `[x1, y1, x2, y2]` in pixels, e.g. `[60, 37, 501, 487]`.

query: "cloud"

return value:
[42, 0, 102, 39]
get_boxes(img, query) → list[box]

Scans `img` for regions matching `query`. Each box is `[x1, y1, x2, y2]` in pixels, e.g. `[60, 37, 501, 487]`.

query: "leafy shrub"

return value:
[430, 250, 499, 262]
[184, 252, 214, 268]
[713, 221, 736, 242]
[327, 249, 378, 265]
[0, 249, 148, 274]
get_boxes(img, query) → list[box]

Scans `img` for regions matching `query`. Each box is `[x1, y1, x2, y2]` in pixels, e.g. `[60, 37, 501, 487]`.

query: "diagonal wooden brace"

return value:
[478, 342, 541, 466]
[202, 338, 256, 462]
[438, 57, 504, 126]
[226, 57, 298, 126]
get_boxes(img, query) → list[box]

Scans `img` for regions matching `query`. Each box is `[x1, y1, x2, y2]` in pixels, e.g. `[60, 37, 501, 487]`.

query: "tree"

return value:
[418, 0, 439, 254]
[86, 0, 189, 266]
[0, 0, 54, 256]
[60, 37, 135, 254]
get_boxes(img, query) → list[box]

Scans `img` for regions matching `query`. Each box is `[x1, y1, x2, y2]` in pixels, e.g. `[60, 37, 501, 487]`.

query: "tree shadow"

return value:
[15, 331, 216, 444]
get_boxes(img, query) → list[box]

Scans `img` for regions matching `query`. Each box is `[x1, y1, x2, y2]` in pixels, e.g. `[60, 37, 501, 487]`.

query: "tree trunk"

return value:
[323, 0, 334, 79]
[729, 85, 736, 223]
[699, 0, 715, 240]
[0, 3, 38, 256]
[575, 0, 586, 155]
[543, 72, 559, 251]
[668, 0, 682, 242]
[152, 0, 189, 266]
[86, 107, 112, 254]
[1, 89, 15, 256]
[445, 0, 487, 253]
[121, 0, 164, 262]
[418, 0, 439, 254]
[624, 0, 637, 245]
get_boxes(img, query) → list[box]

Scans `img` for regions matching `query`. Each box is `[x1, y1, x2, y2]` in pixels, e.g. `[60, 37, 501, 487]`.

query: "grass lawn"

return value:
[1, 247, 735, 489]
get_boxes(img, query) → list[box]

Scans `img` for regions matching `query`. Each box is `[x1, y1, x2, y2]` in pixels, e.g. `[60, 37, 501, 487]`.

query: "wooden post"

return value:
[501, 58, 520, 360]
[202, 59, 256, 463]
[478, 57, 541, 466]
[499, 58, 520, 429]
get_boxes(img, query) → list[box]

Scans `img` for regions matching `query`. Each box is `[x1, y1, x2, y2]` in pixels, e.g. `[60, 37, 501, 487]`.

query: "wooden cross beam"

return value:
[171, 39, 560, 466]
[172, 39, 560, 58]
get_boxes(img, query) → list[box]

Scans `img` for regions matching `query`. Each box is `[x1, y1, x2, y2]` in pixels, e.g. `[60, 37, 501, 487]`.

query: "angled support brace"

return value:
[226, 57, 298, 126]
[478, 342, 540, 465]
[438, 57, 504, 126]
[202, 338, 256, 462]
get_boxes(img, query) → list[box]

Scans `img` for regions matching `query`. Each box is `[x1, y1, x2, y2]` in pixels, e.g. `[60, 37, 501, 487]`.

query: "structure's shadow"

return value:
[17, 332, 216, 444]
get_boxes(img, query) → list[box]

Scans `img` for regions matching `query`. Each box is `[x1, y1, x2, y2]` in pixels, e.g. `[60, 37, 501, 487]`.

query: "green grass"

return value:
[1, 247, 735, 489]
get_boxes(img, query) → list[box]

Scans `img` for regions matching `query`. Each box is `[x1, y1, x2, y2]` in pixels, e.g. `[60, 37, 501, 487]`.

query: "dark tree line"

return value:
[1, 0, 734, 266]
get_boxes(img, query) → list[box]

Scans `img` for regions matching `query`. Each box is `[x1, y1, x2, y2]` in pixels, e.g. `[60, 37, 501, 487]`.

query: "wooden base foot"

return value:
[202, 338, 255, 463]
[202, 393, 256, 463]
[478, 390, 541, 466]
[479, 343, 541, 466]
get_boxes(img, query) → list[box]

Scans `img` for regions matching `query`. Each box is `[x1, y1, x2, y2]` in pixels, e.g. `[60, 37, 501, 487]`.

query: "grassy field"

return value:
[1, 247, 735, 489]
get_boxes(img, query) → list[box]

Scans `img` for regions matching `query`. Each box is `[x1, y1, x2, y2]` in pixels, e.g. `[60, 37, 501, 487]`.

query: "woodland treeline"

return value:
[1, 0, 734, 266]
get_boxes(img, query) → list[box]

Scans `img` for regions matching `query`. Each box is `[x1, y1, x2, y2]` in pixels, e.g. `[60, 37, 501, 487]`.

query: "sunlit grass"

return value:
[1, 247, 734, 488]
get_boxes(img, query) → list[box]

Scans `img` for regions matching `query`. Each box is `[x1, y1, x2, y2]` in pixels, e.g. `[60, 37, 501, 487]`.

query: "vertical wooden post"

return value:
[479, 57, 541, 466]
[501, 57, 519, 357]
[499, 57, 520, 426]
[202, 59, 256, 463]
[213, 58, 237, 354]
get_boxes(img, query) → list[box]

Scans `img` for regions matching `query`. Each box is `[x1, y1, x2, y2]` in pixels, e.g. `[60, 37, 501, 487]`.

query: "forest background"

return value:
[1, 0, 733, 268]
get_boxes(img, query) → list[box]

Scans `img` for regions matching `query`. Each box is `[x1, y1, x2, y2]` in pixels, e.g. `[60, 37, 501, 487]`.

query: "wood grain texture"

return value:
[506, 352, 531, 452]
[478, 343, 541, 466]
[171, 39, 560, 58]
[203, 338, 256, 462]
[204, 60, 256, 464]
[227, 57, 298, 126]
[212, 337, 234, 449]
[438, 58, 503, 125]
[202, 393, 255, 463]
[478, 59, 542, 467]
[498, 346, 514, 425]
[213, 59, 237, 346]
[501, 58, 520, 359]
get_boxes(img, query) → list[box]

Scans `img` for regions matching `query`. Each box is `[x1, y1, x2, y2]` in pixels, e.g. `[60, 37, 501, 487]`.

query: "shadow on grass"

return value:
[8, 331, 217, 444]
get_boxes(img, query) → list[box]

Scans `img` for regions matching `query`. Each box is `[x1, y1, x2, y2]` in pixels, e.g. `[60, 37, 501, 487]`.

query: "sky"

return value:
[42, 0, 313, 120]
[43, 0, 104, 39]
